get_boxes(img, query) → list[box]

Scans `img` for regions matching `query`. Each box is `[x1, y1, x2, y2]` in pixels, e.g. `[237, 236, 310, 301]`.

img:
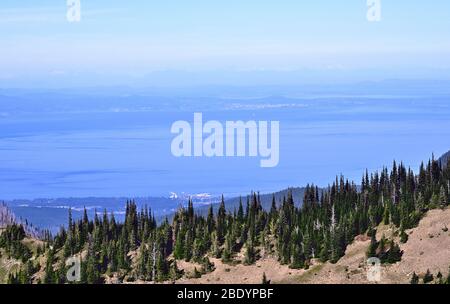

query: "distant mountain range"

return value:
[3, 195, 220, 233]
[197, 187, 307, 217]
[2, 189, 304, 233]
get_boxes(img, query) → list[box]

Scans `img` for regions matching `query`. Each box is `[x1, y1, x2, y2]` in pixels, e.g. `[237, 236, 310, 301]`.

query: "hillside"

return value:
[0, 203, 15, 228]
[7, 207, 447, 284]
[0, 203, 42, 239]
[282, 207, 450, 284]
[1, 151, 449, 285]
[439, 150, 450, 167]
[194, 187, 307, 217]
[176, 207, 450, 284]
[224, 187, 306, 210]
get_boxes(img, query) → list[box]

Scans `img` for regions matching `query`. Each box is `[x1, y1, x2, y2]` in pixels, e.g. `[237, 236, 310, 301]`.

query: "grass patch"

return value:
[277, 263, 326, 284]
[294, 264, 326, 283]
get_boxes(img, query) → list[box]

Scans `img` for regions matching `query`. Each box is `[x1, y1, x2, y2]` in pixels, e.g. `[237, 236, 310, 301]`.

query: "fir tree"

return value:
[410, 272, 419, 284]
[399, 224, 408, 244]
[43, 248, 55, 284]
[386, 240, 402, 264]
[366, 233, 377, 258]
[436, 271, 443, 284]
[169, 260, 183, 281]
[244, 236, 256, 265]
[423, 269, 434, 284]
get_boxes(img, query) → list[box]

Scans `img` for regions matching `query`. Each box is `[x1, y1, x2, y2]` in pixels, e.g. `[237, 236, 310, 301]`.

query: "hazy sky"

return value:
[1, 0, 450, 87]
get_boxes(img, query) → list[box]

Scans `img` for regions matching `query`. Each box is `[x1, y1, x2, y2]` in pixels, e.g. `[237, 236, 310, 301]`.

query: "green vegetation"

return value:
[410, 272, 419, 284]
[262, 272, 270, 284]
[366, 232, 403, 264]
[0, 224, 32, 262]
[1, 154, 449, 284]
[423, 269, 434, 284]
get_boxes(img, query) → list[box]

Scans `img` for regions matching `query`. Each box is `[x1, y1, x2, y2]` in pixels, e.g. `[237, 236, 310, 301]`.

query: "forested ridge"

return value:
[1, 153, 450, 284]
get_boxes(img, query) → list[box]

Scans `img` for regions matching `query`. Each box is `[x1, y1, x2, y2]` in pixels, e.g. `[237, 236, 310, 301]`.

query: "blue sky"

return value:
[1, 0, 450, 87]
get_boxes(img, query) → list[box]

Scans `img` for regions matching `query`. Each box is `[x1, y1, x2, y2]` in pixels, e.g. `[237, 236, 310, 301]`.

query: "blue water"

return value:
[1, 86, 450, 200]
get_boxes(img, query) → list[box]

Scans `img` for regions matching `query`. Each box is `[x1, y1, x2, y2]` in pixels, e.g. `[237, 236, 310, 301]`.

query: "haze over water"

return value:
[1, 83, 450, 200]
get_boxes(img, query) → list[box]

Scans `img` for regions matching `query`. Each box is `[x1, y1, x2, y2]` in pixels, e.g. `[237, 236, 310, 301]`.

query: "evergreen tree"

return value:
[436, 271, 443, 284]
[262, 272, 270, 284]
[169, 260, 183, 281]
[192, 267, 201, 279]
[386, 240, 402, 264]
[366, 233, 377, 258]
[86, 237, 101, 284]
[399, 224, 408, 244]
[43, 248, 56, 284]
[423, 269, 434, 284]
[221, 233, 233, 263]
[210, 231, 221, 258]
[244, 238, 256, 265]
[410, 272, 419, 284]
[201, 257, 215, 273]
[216, 196, 227, 244]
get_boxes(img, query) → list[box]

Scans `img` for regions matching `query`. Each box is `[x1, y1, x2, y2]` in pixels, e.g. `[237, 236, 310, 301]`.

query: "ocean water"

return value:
[1, 87, 450, 200]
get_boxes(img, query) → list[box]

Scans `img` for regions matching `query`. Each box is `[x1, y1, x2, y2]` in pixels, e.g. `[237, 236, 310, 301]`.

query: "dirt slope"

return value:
[176, 257, 306, 284]
[178, 207, 450, 284]
[283, 207, 450, 284]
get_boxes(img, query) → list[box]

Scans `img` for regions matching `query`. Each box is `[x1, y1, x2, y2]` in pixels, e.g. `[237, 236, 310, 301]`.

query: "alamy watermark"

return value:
[65, 1, 379, 24]
[66, 256, 81, 282]
[67, 0, 81, 22]
[366, 257, 382, 282]
[367, 0, 382, 22]
[171, 113, 280, 168]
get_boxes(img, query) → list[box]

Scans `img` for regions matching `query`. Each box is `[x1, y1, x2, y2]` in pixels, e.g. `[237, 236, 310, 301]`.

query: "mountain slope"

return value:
[225, 187, 307, 210]
[176, 207, 450, 284]
[192, 187, 308, 217]
[439, 150, 450, 167]
[282, 207, 450, 284]
[0, 203, 42, 239]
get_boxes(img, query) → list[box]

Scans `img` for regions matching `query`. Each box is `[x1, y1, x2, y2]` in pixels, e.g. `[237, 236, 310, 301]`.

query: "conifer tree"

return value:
[366, 233, 377, 258]
[399, 224, 408, 243]
[436, 271, 443, 284]
[43, 248, 55, 284]
[201, 257, 215, 273]
[410, 272, 419, 284]
[169, 260, 182, 281]
[221, 233, 233, 263]
[423, 269, 434, 284]
[210, 231, 221, 258]
[216, 196, 227, 244]
[244, 238, 256, 265]
[386, 240, 402, 264]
